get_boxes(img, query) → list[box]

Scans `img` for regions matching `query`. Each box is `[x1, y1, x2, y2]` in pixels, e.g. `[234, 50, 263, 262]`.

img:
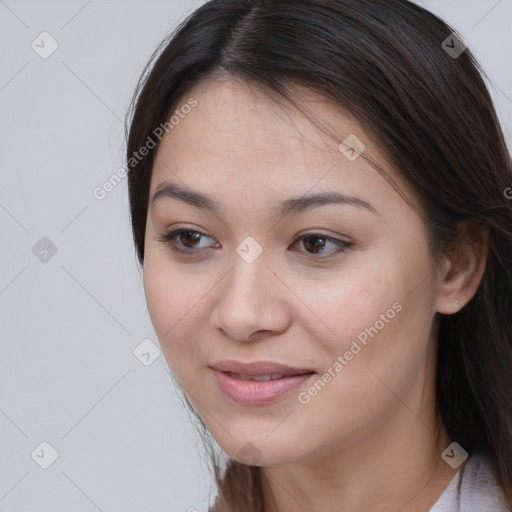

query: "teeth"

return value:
[253, 373, 284, 381]
[231, 373, 286, 381]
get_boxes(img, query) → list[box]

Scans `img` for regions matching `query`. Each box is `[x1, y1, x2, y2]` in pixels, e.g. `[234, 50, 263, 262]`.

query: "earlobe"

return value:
[435, 221, 488, 315]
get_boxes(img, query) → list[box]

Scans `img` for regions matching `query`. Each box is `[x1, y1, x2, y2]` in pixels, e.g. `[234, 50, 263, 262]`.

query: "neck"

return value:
[261, 420, 457, 512]
[260, 343, 458, 512]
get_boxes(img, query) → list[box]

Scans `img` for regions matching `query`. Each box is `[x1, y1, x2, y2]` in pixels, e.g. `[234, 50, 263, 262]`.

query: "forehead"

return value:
[164, 77, 369, 159]
[149, 77, 407, 210]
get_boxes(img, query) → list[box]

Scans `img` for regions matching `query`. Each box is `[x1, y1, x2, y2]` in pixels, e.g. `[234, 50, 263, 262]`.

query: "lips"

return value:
[210, 360, 315, 404]
[211, 360, 314, 378]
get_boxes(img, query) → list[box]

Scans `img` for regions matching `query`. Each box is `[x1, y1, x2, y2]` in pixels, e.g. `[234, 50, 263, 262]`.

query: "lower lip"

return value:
[212, 369, 314, 405]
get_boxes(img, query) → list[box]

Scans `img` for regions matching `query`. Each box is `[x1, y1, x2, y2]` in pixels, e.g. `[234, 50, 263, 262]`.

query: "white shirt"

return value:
[430, 452, 511, 511]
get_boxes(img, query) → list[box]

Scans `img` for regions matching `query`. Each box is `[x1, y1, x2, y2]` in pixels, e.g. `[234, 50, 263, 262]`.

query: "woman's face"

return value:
[143, 78, 443, 466]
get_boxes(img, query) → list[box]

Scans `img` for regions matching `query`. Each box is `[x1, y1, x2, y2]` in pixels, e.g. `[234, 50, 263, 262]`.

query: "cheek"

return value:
[302, 249, 434, 376]
[312, 287, 402, 375]
[143, 251, 205, 368]
[293, 265, 398, 345]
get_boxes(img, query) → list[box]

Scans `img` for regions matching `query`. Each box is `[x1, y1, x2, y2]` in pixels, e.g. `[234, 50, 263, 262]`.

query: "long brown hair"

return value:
[125, 1, 512, 509]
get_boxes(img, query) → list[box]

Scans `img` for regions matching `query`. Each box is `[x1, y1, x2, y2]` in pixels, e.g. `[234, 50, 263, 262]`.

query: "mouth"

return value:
[210, 360, 315, 404]
[211, 359, 315, 376]
[224, 371, 311, 381]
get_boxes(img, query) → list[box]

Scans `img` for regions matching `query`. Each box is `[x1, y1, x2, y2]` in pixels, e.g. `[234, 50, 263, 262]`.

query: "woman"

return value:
[125, 1, 512, 510]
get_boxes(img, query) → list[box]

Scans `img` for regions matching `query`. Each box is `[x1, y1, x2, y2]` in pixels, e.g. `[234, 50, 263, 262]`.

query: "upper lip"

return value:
[211, 360, 315, 376]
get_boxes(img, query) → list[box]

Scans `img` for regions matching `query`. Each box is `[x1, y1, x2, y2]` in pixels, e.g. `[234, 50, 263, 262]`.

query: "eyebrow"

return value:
[150, 182, 378, 218]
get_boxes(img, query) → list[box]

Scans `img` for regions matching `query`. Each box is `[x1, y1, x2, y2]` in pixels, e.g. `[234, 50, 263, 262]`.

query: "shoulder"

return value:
[430, 451, 512, 511]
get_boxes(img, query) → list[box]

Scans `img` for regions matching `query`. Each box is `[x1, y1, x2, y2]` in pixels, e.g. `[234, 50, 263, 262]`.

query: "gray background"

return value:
[1, 1, 511, 511]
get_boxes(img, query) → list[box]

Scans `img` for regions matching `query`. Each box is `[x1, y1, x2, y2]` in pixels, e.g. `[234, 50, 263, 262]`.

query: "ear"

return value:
[435, 219, 489, 315]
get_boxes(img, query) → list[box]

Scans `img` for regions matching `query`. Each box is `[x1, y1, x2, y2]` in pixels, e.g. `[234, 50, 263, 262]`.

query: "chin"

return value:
[214, 433, 305, 467]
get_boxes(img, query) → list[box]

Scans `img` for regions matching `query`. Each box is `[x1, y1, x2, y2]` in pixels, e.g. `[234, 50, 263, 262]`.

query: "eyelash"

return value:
[157, 228, 352, 260]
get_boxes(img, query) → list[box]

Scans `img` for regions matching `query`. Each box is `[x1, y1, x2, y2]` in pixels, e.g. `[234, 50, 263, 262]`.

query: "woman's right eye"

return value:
[157, 228, 217, 253]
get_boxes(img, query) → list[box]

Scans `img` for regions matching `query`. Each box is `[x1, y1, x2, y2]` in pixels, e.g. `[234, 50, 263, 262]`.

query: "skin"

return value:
[142, 77, 487, 512]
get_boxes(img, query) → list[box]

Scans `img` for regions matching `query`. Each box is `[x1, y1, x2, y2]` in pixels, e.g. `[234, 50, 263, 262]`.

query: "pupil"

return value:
[305, 235, 324, 253]
[181, 231, 200, 247]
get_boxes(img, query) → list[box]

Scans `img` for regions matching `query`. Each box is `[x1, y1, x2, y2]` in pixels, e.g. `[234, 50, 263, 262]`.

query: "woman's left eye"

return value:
[157, 228, 352, 259]
[292, 233, 352, 259]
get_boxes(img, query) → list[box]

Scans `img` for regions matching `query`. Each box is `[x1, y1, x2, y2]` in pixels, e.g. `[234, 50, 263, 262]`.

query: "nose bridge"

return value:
[225, 240, 275, 310]
[212, 238, 288, 340]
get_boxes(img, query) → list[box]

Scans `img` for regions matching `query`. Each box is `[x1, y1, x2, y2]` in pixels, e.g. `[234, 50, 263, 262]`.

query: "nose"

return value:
[210, 247, 291, 342]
